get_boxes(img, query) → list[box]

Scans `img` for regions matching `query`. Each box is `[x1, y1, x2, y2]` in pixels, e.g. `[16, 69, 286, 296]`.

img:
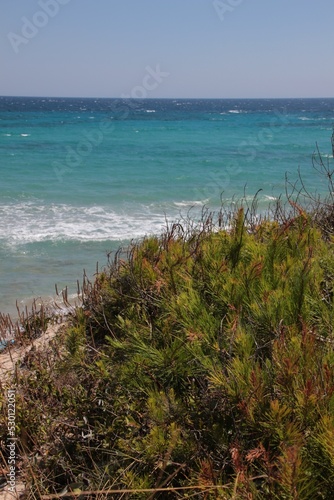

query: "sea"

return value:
[0, 96, 333, 316]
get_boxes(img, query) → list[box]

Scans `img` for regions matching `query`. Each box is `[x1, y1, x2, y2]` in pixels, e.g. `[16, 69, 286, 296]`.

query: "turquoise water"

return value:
[0, 97, 333, 315]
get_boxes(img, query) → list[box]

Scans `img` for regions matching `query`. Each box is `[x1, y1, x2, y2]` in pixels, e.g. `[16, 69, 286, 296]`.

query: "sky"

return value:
[1, 0, 333, 99]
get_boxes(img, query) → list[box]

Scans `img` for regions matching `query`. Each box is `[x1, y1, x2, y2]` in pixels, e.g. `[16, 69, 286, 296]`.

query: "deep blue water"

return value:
[0, 96, 333, 315]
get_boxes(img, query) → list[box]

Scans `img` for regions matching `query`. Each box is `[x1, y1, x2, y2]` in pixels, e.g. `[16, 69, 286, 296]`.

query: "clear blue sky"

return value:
[1, 0, 333, 98]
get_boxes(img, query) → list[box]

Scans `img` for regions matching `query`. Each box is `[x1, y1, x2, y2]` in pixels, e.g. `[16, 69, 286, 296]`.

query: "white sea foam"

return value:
[0, 202, 168, 245]
[20, 133, 31, 137]
[229, 110, 241, 114]
[146, 109, 156, 113]
[173, 199, 210, 207]
[298, 117, 327, 121]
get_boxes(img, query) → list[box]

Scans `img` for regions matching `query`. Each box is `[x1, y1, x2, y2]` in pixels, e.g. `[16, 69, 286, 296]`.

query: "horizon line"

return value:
[1, 95, 334, 100]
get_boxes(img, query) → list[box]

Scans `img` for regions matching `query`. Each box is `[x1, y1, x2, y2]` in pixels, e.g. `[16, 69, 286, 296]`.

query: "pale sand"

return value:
[0, 483, 25, 500]
[0, 321, 66, 381]
[0, 320, 69, 499]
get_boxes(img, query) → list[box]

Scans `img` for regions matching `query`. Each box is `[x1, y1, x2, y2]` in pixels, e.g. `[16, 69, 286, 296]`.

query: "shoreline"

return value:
[0, 290, 83, 343]
[0, 319, 68, 382]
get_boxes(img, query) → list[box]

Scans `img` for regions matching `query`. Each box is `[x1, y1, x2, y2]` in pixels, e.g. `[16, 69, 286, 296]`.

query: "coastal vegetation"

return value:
[1, 134, 334, 498]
